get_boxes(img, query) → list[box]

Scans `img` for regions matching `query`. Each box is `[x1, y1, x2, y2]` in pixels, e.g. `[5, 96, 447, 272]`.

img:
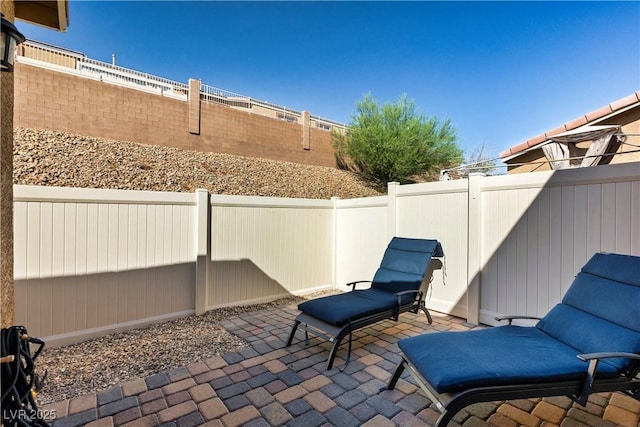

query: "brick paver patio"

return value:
[42, 301, 640, 427]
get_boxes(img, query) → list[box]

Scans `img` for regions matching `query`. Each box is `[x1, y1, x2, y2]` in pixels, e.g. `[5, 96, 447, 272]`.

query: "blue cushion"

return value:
[398, 252, 640, 394]
[370, 268, 424, 293]
[398, 326, 621, 393]
[371, 238, 443, 293]
[298, 237, 443, 326]
[534, 252, 640, 373]
[563, 273, 640, 331]
[537, 304, 640, 371]
[298, 289, 403, 326]
[377, 239, 443, 276]
[378, 247, 432, 277]
[580, 252, 640, 287]
[387, 237, 444, 257]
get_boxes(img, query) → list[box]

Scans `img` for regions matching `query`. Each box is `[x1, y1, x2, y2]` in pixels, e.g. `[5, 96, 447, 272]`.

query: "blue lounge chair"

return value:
[286, 237, 444, 369]
[386, 252, 640, 427]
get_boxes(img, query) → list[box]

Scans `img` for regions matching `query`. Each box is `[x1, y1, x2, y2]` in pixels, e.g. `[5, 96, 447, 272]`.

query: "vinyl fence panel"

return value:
[207, 195, 334, 309]
[478, 163, 640, 325]
[395, 180, 470, 318]
[14, 186, 197, 279]
[333, 196, 389, 290]
[14, 186, 197, 346]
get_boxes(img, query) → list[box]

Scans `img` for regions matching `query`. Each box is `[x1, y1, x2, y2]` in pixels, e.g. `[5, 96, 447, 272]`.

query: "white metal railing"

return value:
[17, 41, 189, 100]
[200, 83, 302, 123]
[18, 40, 348, 131]
[79, 58, 189, 97]
[310, 114, 348, 132]
[199, 83, 348, 131]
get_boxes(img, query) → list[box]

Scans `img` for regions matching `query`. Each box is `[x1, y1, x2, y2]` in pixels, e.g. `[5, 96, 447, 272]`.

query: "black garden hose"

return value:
[1, 326, 50, 427]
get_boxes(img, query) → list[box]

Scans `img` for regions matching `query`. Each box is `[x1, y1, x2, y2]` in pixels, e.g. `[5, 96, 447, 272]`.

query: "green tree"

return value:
[334, 93, 462, 185]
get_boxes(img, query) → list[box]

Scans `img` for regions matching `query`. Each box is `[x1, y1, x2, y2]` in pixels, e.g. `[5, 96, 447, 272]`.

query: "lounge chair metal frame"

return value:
[386, 252, 640, 427]
[286, 274, 437, 370]
[286, 237, 443, 370]
[388, 327, 640, 426]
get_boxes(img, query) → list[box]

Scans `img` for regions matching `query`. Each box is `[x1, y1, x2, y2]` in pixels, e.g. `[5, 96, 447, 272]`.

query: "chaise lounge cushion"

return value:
[398, 326, 622, 394]
[558, 254, 640, 331]
[535, 252, 640, 371]
[536, 304, 640, 371]
[577, 251, 640, 289]
[297, 289, 406, 327]
[371, 239, 443, 293]
[398, 252, 640, 394]
[296, 238, 444, 327]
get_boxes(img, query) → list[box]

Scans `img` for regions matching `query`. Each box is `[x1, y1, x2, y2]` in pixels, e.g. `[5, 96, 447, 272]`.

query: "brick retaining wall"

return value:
[14, 62, 337, 167]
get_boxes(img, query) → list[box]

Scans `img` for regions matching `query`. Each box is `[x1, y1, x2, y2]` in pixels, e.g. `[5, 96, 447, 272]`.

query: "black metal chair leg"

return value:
[386, 359, 406, 390]
[326, 338, 342, 370]
[327, 325, 351, 370]
[418, 301, 433, 324]
[338, 329, 354, 372]
[435, 409, 455, 427]
[286, 321, 300, 347]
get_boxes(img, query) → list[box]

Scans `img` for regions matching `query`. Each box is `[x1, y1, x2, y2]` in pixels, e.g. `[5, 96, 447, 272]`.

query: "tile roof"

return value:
[500, 91, 640, 159]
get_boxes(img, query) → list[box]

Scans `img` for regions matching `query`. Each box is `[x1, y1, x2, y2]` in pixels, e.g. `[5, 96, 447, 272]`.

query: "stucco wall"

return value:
[13, 62, 337, 167]
[505, 106, 640, 174]
[1, 2, 17, 327]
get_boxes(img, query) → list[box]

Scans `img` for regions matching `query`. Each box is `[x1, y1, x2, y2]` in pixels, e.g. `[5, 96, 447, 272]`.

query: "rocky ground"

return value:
[13, 128, 382, 199]
[34, 294, 320, 404]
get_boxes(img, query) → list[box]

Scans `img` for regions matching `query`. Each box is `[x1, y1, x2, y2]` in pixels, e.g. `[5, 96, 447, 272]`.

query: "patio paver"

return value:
[41, 303, 640, 426]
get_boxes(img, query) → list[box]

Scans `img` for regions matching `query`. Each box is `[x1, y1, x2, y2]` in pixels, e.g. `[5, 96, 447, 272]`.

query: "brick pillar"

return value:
[0, 2, 17, 327]
[188, 78, 201, 135]
[301, 111, 311, 150]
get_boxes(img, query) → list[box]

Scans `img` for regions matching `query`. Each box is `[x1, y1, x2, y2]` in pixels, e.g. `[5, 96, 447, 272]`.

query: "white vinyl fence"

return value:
[13, 187, 198, 346]
[206, 195, 334, 309]
[13, 162, 640, 346]
[476, 164, 640, 325]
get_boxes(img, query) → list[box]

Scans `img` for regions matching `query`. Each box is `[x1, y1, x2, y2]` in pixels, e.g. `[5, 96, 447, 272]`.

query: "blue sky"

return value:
[18, 1, 640, 161]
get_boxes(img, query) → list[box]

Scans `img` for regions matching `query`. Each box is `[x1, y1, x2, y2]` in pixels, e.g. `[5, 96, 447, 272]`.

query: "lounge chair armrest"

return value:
[577, 352, 640, 362]
[394, 290, 423, 308]
[346, 280, 372, 290]
[574, 352, 640, 405]
[394, 290, 420, 297]
[495, 315, 542, 325]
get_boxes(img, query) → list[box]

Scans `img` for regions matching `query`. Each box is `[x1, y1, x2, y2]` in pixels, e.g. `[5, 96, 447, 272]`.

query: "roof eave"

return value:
[501, 97, 640, 163]
[15, 0, 68, 31]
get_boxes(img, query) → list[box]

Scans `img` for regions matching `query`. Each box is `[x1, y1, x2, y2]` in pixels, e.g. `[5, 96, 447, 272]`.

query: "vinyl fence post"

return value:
[331, 196, 340, 290]
[467, 173, 484, 325]
[387, 182, 399, 240]
[195, 189, 210, 315]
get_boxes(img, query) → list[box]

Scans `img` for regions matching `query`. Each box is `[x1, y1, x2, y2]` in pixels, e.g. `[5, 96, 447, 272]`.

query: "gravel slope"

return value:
[35, 295, 323, 404]
[13, 128, 381, 199]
